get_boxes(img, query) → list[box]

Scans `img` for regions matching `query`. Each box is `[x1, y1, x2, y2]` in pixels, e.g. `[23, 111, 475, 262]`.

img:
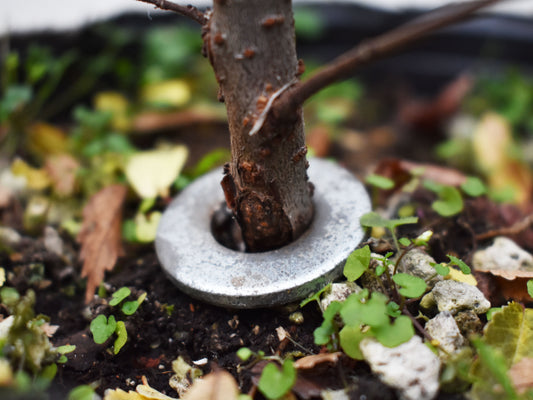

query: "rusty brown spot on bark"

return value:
[243, 48, 255, 59]
[261, 15, 285, 28]
[258, 146, 272, 158]
[292, 145, 308, 163]
[238, 161, 264, 185]
[256, 95, 268, 113]
[213, 32, 225, 45]
[296, 59, 306, 77]
[265, 83, 273, 93]
[242, 116, 250, 127]
[221, 173, 237, 210]
[236, 192, 292, 252]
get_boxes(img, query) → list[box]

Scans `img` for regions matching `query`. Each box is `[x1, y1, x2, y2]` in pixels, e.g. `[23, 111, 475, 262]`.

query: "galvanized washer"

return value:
[155, 158, 371, 308]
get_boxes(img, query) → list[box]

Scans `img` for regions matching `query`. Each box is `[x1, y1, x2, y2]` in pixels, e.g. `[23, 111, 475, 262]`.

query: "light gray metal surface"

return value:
[155, 158, 371, 308]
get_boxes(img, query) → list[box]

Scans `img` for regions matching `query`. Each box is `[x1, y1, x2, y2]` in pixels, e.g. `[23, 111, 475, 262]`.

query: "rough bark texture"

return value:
[204, 0, 314, 252]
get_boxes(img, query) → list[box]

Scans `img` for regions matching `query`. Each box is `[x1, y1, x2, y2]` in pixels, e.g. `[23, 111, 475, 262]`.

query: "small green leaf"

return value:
[109, 287, 131, 306]
[300, 283, 331, 308]
[360, 212, 418, 230]
[375, 264, 387, 276]
[339, 325, 367, 360]
[122, 292, 147, 316]
[258, 360, 296, 400]
[398, 237, 411, 247]
[425, 182, 464, 217]
[461, 176, 487, 197]
[68, 384, 96, 400]
[373, 315, 414, 347]
[431, 262, 450, 276]
[314, 301, 342, 345]
[343, 245, 371, 282]
[359, 293, 389, 327]
[528, 280, 533, 299]
[447, 255, 471, 275]
[366, 174, 395, 190]
[392, 273, 427, 298]
[413, 230, 433, 247]
[386, 301, 402, 318]
[57, 345, 76, 354]
[113, 321, 127, 354]
[237, 347, 253, 362]
[90, 315, 117, 344]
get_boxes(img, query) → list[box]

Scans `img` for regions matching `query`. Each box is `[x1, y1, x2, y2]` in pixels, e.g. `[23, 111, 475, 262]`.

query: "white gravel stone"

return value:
[398, 249, 443, 289]
[360, 336, 441, 400]
[321, 389, 350, 400]
[425, 311, 465, 355]
[321, 282, 362, 310]
[428, 280, 490, 315]
[44, 226, 64, 257]
[0, 227, 21, 246]
[473, 237, 533, 272]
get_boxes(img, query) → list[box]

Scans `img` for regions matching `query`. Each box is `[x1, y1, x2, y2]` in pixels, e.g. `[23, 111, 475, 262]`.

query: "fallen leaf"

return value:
[27, 122, 68, 158]
[472, 113, 533, 206]
[509, 357, 533, 394]
[398, 74, 473, 132]
[104, 388, 144, 400]
[77, 184, 127, 303]
[45, 154, 79, 197]
[182, 370, 240, 400]
[475, 269, 533, 303]
[293, 352, 342, 370]
[94, 91, 131, 131]
[141, 79, 191, 107]
[11, 158, 51, 190]
[137, 376, 179, 400]
[125, 145, 188, 199]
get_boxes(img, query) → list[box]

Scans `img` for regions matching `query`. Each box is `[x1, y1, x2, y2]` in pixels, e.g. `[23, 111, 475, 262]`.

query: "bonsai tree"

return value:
[137, 0, 499, 252]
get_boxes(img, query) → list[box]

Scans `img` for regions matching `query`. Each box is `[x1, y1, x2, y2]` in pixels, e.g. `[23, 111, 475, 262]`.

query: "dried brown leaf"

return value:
[475, 269, 533, 304]
[181, 370, 239, 400]
[77, 184, 127, 303]
[293, 352, 342, 370]
[45, 154, 79, 197]
[509, 357, 533, 394]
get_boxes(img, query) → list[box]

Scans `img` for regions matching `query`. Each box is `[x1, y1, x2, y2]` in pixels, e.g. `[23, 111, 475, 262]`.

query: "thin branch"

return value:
[274, 0, 503, 119]
[136, 0, 207, 25]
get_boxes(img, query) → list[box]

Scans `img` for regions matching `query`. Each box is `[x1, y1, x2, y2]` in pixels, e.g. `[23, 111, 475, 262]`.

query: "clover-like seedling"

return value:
[56, 345, 76, 364]
[90, 315, 117, 344]
[343, 245, 371, 282]
[366, 174, 395, 190]
[392, 273, 427, 298]
[447, 255, 471, 274]
[461, 176, 487, 197]
[528, 280, 533, 299]
[424, 180, 464, 217]
[258, 360, 297, 400]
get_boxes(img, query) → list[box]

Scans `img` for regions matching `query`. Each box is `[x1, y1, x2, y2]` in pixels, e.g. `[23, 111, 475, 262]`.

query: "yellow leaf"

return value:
[11, 158, 50, 190]
[472, 113, 533, 205]
[27, 122, 68, 158]
[135, 212, 162, 243]
[136, 376, 178, 400]
[141, 80, 191, 107]
[95, 91, 131, 131]
[445, 268, 477, 286]
[182, 370, 240, 400]
[104, 388, 144, 400]
[125, 145, 188, 199]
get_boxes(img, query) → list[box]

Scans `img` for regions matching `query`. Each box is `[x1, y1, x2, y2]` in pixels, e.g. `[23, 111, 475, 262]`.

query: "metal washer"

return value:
[155, 158, 371, 308]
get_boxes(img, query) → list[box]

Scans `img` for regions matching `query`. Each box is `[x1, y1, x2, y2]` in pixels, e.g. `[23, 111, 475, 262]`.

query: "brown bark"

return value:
[204, 0, 313, 252]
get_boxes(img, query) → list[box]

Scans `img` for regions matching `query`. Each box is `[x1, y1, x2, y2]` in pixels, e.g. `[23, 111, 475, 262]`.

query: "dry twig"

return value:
[136, 0, 207, 25]
[274, 0, 503, 118]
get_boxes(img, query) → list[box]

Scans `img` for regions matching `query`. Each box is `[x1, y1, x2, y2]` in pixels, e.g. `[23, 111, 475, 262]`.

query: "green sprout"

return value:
[360, 211, 418, 251]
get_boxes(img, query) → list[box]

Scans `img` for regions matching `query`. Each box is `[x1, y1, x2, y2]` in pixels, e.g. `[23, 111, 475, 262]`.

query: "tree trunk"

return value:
[205, 0, 314, 252]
